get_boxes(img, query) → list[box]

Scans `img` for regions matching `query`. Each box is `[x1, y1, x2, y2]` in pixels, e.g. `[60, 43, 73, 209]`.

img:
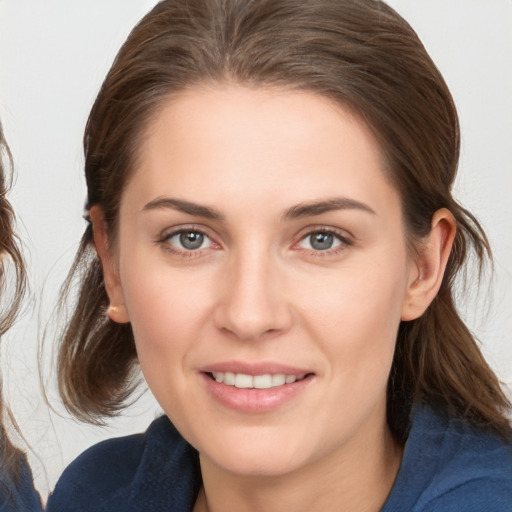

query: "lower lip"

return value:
[200, 373, 313, 413]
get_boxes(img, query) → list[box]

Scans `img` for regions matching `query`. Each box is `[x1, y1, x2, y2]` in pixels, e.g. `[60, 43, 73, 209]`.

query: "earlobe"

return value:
[89, 205, 130, 324]
[401, 208, 456, 321]
[107, 304, 129, 323]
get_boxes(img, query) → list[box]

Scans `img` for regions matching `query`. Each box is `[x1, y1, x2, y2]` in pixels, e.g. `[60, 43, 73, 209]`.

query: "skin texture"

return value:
[92, 86, 455, 512]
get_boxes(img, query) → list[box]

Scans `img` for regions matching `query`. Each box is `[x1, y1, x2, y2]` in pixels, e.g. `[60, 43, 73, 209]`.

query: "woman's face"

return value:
[107, 86, 420, 476]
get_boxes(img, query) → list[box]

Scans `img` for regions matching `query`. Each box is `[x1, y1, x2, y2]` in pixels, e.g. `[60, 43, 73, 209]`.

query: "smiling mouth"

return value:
[207, 372, 311, 389]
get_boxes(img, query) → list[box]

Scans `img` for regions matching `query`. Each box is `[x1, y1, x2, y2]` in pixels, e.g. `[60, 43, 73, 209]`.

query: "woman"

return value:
[0, 123, 41, 511]
[46, 0, 512, 511]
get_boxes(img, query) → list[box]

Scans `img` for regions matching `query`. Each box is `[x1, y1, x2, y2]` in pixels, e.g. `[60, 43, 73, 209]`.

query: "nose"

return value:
[214, 248, 292, 341]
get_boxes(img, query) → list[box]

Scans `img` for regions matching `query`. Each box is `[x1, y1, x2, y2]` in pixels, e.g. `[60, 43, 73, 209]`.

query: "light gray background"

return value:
[0, 0, 510, 499]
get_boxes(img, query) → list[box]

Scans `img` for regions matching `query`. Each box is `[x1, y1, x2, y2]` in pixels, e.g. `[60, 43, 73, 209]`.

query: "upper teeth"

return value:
[212, 372, 305, 389]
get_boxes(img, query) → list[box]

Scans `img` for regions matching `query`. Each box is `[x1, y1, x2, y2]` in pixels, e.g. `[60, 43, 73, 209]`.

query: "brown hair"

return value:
[0, 122, 28, 477]
[57, 0, 511, 440]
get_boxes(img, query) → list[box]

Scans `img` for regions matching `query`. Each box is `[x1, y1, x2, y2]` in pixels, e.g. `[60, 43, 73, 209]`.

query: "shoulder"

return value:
[0, 453, 42, 512]
[383, 405, 512, 512]
[46, 416, 200, 512]
[45, 426, 148, 512]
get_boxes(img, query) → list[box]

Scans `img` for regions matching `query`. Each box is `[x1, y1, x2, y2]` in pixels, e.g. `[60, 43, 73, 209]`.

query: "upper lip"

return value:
[199, 361, 313, 376]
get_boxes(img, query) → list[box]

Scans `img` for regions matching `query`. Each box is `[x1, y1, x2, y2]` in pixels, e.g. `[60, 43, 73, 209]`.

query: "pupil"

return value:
[311, 232, 333, 250]
[180, 232, 204, 250]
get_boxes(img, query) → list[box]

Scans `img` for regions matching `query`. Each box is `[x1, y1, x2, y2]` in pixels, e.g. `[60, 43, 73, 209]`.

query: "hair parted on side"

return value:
[56, 0, 511, 440]
[0, 121, 28, 478]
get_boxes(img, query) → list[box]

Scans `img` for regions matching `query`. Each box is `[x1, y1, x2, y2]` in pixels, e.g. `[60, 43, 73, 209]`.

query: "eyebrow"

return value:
[143, 197, 224, 220]
[283, 197, 376, 220]
[142, 196, 375, 221]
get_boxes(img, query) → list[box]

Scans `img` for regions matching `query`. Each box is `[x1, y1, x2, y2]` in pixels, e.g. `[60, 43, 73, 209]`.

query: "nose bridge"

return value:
[215, 240, 290, 340]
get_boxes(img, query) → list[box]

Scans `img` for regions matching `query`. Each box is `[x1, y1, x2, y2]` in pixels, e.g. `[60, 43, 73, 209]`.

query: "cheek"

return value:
[118, 254, 215, 385]
[305, 258, 406, 315]
[296, 252, 409, 373]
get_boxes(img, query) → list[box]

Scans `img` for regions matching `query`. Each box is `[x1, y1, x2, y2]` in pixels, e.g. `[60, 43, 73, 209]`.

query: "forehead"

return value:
[125, 85, 401, 219]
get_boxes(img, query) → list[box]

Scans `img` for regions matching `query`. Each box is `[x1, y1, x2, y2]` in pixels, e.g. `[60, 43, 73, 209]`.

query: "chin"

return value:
[196, 427, 312, 477]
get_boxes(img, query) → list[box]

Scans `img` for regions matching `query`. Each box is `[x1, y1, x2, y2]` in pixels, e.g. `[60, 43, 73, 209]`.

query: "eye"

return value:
[166, 230, 213, 251]
[299, 231, 344, 251]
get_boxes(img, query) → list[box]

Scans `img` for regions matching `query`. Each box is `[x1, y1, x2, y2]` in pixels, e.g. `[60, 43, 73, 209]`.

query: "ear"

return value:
[89, 205, 130, 324]
[401, 208, 456, 321]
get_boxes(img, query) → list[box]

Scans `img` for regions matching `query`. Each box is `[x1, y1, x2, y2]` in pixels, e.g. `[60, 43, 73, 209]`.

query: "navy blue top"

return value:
[0, 453, 42, 512]
[46, 405, 512, 512]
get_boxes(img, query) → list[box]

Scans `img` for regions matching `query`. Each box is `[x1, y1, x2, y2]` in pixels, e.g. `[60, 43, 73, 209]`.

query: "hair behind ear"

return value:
[388, 206, 511, 442]
[56, 228, 140, 423]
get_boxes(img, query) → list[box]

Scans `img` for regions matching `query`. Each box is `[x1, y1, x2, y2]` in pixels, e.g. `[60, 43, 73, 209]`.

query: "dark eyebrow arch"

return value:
[143, 197, 224, 220]
[284, 197, 376, 220]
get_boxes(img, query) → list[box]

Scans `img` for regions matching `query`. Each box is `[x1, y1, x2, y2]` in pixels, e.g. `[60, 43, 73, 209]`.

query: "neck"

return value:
[194, 414, 403, 512]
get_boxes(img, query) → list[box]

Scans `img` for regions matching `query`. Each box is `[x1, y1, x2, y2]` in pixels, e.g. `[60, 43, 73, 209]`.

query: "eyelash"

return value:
[294, 227, 353, 257]
[157, 226, 353, 258]
[158, 226, 216, 257]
